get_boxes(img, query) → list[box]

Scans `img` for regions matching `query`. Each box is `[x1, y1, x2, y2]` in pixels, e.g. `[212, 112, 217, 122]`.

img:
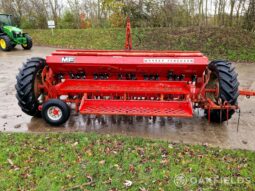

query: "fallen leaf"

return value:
[139, 187, 149, 191]
[160, 159, 169, 165]
[14, 124, 21, 128]
[242, 140, 248, 144]
[103, 177, 112, 184]
[7, 159, 14, 166]
[113, 164, 121, 170]
[85, 149, 93, 156]
[129, 164, 135, 173]
[108, 188, 118, 191]
[99, 160, 105, 165]
[124, 180, 132, 187]
[72, 142, 78, 147]
[87, 175, 93, 183]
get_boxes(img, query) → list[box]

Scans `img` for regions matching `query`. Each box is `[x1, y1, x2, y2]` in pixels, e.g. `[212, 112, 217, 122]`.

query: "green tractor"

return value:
[0, 14, 32, 51]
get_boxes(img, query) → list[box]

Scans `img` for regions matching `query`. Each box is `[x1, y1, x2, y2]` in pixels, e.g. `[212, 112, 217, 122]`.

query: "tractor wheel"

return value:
[0, 35, 12, 51]
[42, 99, 70, 126]
[205, 60, 239, 123]
[22, 34, 33, 50]
[15, 58, 46, 117]
[12, 44, 17, 49]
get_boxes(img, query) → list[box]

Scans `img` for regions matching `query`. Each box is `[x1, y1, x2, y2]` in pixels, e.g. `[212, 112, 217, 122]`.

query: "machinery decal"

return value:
[62, 57, 75, 63]
[144, 58, 194, 64]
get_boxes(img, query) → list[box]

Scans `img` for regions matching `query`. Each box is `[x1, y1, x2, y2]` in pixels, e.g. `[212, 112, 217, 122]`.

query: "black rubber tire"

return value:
[15, 58, 46, 117]
[42, 99, 70, 126]
[22, 34, 33, 50]
[205, 60, 239, 122]
[0, 35, 12, 51]
[12, 44, 16, 49]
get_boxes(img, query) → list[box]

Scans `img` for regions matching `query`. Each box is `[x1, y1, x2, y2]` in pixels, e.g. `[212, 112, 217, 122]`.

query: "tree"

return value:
[244, 0, 255, 31]
[48, 0, 62, 25]
[229, 0, 236, 26]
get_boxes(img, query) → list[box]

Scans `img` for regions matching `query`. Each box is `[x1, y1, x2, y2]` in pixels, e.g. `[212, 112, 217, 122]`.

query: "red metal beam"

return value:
[51, 51, 205, 57]
[239, 89, 255, 97]
[55, 49, 202, 53]
[55, 80, 191, 95]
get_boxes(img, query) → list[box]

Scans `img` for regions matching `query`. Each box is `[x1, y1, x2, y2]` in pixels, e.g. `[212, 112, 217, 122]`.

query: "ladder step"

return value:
[79, 99, 193, 117]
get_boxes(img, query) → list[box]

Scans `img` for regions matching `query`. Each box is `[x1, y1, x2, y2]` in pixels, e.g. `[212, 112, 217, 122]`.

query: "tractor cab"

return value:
[0, 13, 32, 51]
[0, 14, 14, 27]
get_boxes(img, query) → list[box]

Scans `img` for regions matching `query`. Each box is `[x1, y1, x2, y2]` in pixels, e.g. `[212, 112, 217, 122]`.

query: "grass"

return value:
[0, 132, 254, 190]
[25, 27, 255, 62]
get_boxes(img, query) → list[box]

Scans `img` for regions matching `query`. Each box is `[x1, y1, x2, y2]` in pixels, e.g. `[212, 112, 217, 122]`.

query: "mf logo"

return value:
[62, 57, 75, 63]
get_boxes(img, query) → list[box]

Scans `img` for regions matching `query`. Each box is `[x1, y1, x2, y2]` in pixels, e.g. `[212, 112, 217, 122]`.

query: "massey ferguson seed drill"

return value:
[15, 18, 255, 126]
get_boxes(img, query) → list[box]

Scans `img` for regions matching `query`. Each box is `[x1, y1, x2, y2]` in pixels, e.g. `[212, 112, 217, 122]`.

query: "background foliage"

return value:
[25, 27, 255, 61]
[0, 0, 254, 31]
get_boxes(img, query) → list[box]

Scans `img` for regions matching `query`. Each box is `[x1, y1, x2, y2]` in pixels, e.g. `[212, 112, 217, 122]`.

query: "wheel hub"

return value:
[0, 39, 6, 49]
[47, 106, 62, 121]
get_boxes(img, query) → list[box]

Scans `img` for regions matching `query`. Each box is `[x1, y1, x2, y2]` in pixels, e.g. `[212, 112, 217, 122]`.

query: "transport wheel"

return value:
[0, 35, 12, 51]
[22, 34, 33, 50]
[205, 60, 239, 122]
[15, 58, 46, 117]
[41, 99, 70, 126]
